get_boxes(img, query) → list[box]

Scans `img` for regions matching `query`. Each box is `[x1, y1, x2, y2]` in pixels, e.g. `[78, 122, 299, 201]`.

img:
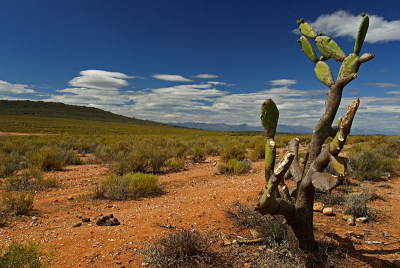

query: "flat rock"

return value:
[323, 207, 334, 216]
[313, 202, 324, 212]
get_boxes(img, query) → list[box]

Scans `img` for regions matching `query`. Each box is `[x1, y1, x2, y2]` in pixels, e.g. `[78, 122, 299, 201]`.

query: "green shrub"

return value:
[225, 201, 288, 248]
[0, 240, 56, 268]
[141, 229, 229, 268]
[190, 145, 207, 163]
[348, 138, 399, 181]
[1, 191, 35, 216]
[0, 151, 22, 177]
[219, 142, 246, 162]
[166, 158, 185, 171]
[30, 146, 66, 171]
[344, 187, 378, 220]
[5, 167, 58, 191]
[147, 145, 171, 172]
[250, 140, 266, 161]
[110, 147, 147, 176]
[94, 144, 113, 162]
[94, 172, 160, 200]
[218, 159, 252, 174]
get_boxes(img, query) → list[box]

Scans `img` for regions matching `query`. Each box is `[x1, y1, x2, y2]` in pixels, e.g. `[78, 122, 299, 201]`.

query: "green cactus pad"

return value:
[315, 61, 335, 87]
[329, 155, 347, 176]
[354, 15, 369, 54]
[299, 35, 318, 63]
[315, 36, 346, 62]
[337, 53, 360, 86]
[260, 98, 279, 138]
[299, 22, 317, 39]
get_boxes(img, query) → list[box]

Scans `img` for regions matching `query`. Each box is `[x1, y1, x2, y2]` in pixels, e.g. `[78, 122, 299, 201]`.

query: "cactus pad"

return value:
[315, 61, 335, 87]
[354, 15, 369, 54]
[315, 36, 346, 62]
[299, 35, 318, 63]
[337, 53, 360, 86]
[299, 22, 317, 39]
[260, 98, 279, 138]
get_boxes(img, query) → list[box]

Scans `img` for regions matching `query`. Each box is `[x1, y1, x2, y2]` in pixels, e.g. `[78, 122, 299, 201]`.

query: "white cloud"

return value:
[388, 91, 400, 95]
[207, 81, 235, 86]
[152, 74, 193, 82]
[366, 83, 400, 88]
[0, 80, 36, 94]
[193, 74, 219, 79]
[269, 79, 297, 87]
[301, 10, 400, 43]
[68, 69, 135, 90]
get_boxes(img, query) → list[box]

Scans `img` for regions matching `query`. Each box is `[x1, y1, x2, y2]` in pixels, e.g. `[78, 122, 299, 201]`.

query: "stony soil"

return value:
[1, 152, 400, 267]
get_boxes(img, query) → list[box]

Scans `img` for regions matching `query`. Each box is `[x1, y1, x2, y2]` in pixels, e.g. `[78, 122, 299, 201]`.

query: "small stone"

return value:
[356, 217, 368, 223]
[142, 262, 149, 267]
[313, 202, 324, 212]
[73, 222, 82, 227]
[323, 207, 334, 216]
[383, 231, 390, 237]
[115, 261, 122, 264]
[82, 217, 91, 222]
[32, 216, 38, 221]
[67, 196, 74, 200]
[347, 217, 355, 226]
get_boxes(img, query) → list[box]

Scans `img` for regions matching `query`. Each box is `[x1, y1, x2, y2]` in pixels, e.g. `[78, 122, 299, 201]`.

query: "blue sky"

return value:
[1, 0, 399, 133]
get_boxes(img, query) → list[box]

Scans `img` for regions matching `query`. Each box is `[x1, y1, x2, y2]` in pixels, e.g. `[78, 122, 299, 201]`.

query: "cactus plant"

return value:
[255, 13, 375, 251]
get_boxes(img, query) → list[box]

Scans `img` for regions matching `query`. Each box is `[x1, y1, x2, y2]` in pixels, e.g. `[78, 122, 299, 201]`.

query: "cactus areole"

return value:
[255, 14, 374, 251]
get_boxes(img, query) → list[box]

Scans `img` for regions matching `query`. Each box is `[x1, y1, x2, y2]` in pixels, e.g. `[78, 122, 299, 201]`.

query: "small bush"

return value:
[109, 148, 147, 176]
[190, 145, 207, 163]
[1, 191, 35, 216]
[141, 229, 229, 268]
[219, 142, 246, 162]
[147, 145, 171, 173]
[348, 139, 399, 181]
[94, 172, 160, 200]
[315, 192, 346, 207]
[166, 158, 185, 171]
[30, 146, 66, 171]
[225, 201, 288, 248]
[0, 240, 55, 267]
[0, 151, 22, 177]
[344, 187, 378, 220]
[218, 159, 252, 174]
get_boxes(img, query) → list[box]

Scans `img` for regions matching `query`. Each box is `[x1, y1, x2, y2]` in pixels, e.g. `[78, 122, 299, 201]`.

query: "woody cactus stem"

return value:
[254, 13, 375, 252]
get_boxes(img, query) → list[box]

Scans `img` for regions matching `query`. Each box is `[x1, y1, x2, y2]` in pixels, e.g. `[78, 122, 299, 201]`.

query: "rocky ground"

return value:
[1, 152, 400, 267]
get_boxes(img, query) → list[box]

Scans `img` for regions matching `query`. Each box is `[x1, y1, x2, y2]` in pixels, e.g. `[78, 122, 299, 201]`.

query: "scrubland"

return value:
[0, 115, 399, 267]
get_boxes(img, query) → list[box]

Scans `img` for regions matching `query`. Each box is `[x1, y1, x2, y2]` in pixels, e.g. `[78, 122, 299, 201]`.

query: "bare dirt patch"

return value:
[1, 154, 399, 267]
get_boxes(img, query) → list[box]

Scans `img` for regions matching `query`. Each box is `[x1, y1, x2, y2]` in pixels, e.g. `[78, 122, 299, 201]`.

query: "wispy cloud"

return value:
[37, 71, 400, 133]
[269, 79, 297, 87]
[366, 83, 400, 88]
[152, 74, 193, 82]
[193, 74, 218, 79]
[207, 81, 235, 86]
[0, 80, 36, 94]
[69, 70, 136, 90]
[293, 10, 400, 43]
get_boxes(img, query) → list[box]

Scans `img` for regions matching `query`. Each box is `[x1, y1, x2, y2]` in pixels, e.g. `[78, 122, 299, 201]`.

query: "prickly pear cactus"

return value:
[297, 13, 373, 88]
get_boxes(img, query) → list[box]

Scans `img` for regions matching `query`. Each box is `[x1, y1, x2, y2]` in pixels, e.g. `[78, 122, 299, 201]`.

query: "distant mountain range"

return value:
[168, 122, 398, 136]
[169, 122, 313, 134]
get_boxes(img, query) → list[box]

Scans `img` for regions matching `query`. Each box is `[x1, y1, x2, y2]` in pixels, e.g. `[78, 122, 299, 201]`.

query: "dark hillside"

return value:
[0, 100, 160, 126]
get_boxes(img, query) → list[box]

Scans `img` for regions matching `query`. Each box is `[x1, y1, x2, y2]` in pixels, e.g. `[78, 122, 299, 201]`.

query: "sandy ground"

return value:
[1, 153, 399, 267]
